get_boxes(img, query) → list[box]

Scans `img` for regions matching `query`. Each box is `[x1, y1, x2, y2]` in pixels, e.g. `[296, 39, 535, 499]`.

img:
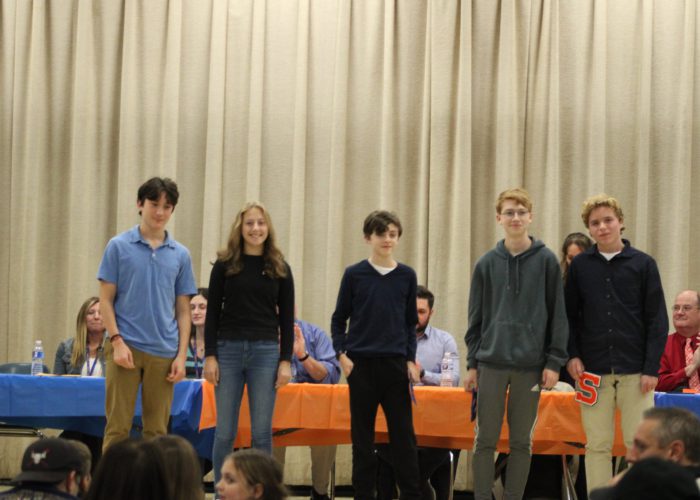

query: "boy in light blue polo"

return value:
[97, 177, 197, 450]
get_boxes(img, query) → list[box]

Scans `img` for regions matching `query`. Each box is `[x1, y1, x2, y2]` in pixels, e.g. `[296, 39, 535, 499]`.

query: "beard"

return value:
[416, 321, 428, 335]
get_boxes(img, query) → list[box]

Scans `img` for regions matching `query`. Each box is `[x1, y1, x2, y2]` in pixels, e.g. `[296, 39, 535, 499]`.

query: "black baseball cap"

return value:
[12, 438, 83, 484]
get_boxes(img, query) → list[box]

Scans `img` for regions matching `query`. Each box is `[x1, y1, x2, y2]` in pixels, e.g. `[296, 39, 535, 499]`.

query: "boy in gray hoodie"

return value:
[464, 188, 568, 500]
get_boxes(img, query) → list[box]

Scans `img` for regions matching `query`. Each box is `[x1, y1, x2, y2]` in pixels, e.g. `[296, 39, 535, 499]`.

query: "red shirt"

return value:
[657, 332, 700, 392]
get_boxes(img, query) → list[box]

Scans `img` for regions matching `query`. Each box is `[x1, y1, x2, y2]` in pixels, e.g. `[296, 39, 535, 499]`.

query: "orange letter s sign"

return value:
[575, 372, 602, 406]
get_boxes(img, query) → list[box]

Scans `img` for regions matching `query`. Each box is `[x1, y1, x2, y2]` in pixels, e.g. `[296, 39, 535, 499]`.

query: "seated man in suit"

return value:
[273, 318, 341, 500]
[658, 290, 700, 392]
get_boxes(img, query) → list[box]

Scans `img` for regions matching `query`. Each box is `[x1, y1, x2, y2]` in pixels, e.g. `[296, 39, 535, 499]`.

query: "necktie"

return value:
[685, 338, 700, 390]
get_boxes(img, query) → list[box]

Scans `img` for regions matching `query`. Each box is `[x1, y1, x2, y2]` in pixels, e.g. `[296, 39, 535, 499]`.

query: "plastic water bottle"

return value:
[31, 340, 44, 376]
[440, 352, 455, 387]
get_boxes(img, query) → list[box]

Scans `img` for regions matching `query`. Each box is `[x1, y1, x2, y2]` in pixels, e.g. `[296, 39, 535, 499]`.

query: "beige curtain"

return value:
[1, 0, 700, 479]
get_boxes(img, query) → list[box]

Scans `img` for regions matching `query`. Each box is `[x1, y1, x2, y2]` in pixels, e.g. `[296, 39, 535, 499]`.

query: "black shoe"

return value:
[310, 488, 331, 500]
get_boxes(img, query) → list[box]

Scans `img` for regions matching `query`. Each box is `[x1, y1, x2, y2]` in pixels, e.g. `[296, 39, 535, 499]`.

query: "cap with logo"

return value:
[12, 438, 83, 484]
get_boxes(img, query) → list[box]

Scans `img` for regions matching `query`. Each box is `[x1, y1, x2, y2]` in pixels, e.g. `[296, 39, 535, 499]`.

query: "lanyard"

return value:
[189, 343, 202, 378]
[85, 349, 99, 376]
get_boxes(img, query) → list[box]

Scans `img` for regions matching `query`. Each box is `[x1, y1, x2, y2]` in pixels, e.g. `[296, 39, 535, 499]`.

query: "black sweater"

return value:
[331, 259, 418, 361]
[204, 255, 294, 361]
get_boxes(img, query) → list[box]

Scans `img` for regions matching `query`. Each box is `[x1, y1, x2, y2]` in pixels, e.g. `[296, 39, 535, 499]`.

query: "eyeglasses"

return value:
[673, 305, 699, 312]
[500, 210, 530, 219]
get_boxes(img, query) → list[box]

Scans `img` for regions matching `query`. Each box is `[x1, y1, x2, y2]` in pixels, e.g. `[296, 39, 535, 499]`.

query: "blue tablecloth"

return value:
[654, 391, 700, 414]
[0, 374, 214, 458]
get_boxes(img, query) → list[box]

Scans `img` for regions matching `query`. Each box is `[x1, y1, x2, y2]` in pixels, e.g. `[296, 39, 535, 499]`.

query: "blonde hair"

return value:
[71, 297, 100, 369]
[217, 201, 288, 278]
[580, 194, 624, 228]
[496, 188, 533, 213]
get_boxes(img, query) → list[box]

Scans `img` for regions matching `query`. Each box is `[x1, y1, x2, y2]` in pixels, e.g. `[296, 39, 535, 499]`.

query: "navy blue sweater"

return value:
[331, 260, 418, 361]
[564, 240, 668, 376]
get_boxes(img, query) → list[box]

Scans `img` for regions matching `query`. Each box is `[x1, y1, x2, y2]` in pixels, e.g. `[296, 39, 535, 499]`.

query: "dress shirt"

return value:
[416, 324, 460, 386]
[292, 319, 341, 385]
[657, 332, 700, 392]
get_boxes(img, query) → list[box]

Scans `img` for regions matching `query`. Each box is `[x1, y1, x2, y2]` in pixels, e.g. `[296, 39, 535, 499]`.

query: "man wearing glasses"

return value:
[657, 291, 700, 392]
[465, 188, 568, 500]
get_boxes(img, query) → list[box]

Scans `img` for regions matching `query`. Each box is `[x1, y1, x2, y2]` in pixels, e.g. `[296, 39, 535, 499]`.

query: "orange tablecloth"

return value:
[199, 382, 626, 455]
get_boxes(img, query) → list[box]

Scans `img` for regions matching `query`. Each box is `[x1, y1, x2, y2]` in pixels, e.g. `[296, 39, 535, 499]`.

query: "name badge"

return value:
[575, 371, 602, 406]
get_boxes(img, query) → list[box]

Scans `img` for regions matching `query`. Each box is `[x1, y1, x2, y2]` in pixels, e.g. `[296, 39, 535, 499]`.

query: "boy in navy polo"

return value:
[331, 210, 421, 500]
[97, 177, 196, 450]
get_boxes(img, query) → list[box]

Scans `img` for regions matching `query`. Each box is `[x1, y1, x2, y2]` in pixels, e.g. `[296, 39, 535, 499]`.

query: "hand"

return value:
[463, 368, 478, 391]
[203, 356, 219, 386]
[689, 347, 700, 375]
[112, 340, 135, 369]
[640, 375, 658, 394]
[275, 361, 292, 389]
[339, 353, 354, 378]
[566, 357, 585, 382]
[293, 324, 306, 359]
[407, 361, 420, 383]
[166, 355, 186, 383]
[541, 368, 559, 390]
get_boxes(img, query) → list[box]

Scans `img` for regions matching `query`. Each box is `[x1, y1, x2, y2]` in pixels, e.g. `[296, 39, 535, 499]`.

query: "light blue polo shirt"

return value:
[97, 225, 197, 358]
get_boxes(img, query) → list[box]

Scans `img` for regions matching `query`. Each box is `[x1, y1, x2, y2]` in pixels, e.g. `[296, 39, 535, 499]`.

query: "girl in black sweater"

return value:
[204, 201, 294, 484]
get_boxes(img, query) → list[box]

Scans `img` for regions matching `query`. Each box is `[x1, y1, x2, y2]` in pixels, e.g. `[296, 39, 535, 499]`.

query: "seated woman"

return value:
[53, 296, 107, 471]
[217, 449, 288, 500]
[560, 232, 593, 284]
[186, 288, 208, 378]
[54, 296, 107, 376]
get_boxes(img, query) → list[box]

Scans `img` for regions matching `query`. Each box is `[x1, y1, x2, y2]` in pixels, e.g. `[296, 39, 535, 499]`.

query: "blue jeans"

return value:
[212, 339, 279, 483]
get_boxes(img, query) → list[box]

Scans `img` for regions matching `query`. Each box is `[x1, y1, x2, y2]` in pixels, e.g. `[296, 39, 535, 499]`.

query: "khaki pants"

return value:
[103, 341, 174, 451]
[273, 445, 337, 495]
[579, 373, 654, 493]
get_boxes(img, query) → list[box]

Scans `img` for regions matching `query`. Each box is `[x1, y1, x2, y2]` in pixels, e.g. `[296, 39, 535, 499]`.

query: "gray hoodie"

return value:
[465, 238, 568, 371]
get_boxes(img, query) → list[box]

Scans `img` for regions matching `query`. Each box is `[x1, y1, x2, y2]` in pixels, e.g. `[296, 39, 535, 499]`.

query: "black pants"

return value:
[376, 445, 452, 500]
[348, 356, 421, 500]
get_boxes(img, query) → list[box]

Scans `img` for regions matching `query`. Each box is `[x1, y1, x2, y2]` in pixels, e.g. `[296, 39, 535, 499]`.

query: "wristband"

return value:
[298, 352, 310, 362]
[108, 334, 124, 344]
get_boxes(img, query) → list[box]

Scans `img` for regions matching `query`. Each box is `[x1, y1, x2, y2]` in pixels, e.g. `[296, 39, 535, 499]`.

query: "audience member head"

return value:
[12, 438, 85, 496]
[672, 290, 700, 337]
[190, 287, 209, 330]
[84, 439, 171, 500]
[560, 232, 593, 280]
[609, 457, 700, 500]
[626, 407, 700, 466]
[152, 435, 204, 500]
[69, 439, 93, 496]
[217, 449, 288, 500]
[136, 177, 179, 215]
[218, 201, 287, 279]
[416, 285, 435, 335]
[72, 296, 103, 368]
[362, 210, 403, 238]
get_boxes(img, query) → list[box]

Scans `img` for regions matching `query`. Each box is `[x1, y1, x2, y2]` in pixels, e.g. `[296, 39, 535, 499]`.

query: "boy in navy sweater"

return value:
[331, 210, 422, 500]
